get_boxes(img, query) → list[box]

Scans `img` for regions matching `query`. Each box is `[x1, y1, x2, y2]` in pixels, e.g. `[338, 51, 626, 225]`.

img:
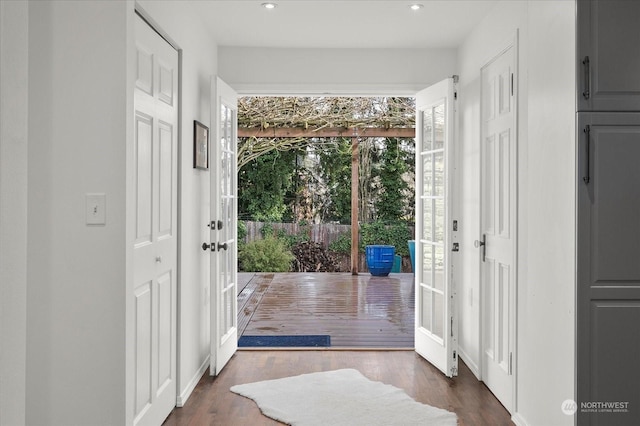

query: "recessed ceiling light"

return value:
[262, 2, 277, 9]
[410, 4, 424, 11]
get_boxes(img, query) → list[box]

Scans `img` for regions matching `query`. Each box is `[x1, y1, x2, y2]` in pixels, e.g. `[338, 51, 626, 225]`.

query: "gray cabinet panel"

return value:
[589, 301, 640, 426]
[577, 113, 640, 426]
[577, 0, 640, 111]
[591, 126, 640, 281]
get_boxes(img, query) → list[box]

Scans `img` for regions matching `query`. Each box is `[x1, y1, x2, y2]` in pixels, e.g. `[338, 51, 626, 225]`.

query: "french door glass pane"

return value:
[423, 110, 433, 152]
[423, 154, 433, 195]
[433, 292, 444, 339]
[422, 244, 433, 286]
[422, 199, 433, 241]
[435, 198, 445, 242]
[434, 103, 445, 150]
[434, 151, 444, 197]
[220, 106, 228, 150]
[419, 100, 447, 338]
[421, 287, 432, 331]
[434, 245, 445, 291]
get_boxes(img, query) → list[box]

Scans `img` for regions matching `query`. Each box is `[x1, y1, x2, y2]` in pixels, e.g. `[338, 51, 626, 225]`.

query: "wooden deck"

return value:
[237, 272, 414, 348]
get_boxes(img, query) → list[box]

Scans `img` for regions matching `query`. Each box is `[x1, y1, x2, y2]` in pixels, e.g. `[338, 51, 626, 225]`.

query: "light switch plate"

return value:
[86, 193, 106, 225]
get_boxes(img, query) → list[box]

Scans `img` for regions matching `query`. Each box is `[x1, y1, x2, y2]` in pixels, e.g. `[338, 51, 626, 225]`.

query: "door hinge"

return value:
[452, 242, 459, 252]
[451, 316, 454, 337]
[510, 73, 514, 96]
[453, 220, 458, 231]
[454, 91, 458, 100]
[509, 352, 513, 375]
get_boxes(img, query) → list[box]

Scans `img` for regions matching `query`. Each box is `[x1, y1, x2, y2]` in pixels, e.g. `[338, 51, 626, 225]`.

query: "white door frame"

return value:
[478, 33, 518, 414]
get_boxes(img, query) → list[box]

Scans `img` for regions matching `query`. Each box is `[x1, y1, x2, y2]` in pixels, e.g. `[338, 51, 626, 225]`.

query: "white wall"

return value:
[136, 0, 218, 406]
[519, 2, 575, 425]
[22, 1, 217, 423]
[26, 1, 130, 424]
[218, 47, 457, 95]
[457, 0, 528, 382]
[0, 1, 28, 425]
[457, 1, 575, 425]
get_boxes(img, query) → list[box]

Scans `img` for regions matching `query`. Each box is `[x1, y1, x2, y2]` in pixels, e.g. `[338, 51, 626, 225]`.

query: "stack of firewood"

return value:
[291, 241, 339, 272]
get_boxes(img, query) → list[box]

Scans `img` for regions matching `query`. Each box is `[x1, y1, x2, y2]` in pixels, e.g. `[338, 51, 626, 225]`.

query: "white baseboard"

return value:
[458, 347, 481, 380]
[511, 412, 530, 426]
[176, 355, 210, 407]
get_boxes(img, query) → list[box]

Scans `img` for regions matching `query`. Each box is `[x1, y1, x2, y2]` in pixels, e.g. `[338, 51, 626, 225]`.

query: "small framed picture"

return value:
[193, 120, 209, 170]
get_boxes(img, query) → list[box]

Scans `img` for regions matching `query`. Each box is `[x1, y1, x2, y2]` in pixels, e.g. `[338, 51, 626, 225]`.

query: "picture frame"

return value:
[193, 120, 209, 170]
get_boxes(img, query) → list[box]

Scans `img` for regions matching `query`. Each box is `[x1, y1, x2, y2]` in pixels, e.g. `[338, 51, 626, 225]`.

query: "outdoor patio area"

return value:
[237, 272, 415, 348]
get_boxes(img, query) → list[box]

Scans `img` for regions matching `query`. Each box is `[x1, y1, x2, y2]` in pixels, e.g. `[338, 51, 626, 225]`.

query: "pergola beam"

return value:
[238, 127, 415, 139]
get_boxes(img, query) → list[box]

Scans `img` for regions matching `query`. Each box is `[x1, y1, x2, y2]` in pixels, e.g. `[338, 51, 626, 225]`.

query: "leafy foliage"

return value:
[238, 237, 294, 272]
[237, 221, 247, 241]
[329, 221, 413, 257]
[359, 221, 413, 257]
[238, 97, 416, 226]
[238, 150, 297, 221]
[317, 139, 352, 223]
[328, 233, 351, 254]
[277, 222, 311, 248]
[374, 138, 415, 222]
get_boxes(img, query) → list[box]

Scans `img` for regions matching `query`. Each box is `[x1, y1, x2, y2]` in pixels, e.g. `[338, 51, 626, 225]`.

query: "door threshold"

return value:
[237, 347, 415, 352]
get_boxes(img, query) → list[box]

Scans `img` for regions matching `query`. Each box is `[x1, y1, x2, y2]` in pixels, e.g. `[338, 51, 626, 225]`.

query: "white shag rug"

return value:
[230, 368, 458, 426]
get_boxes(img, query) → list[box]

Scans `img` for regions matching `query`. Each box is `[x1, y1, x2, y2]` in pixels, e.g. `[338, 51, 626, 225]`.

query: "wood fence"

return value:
[240, 221, 415, 273]
[241, 221, 349, 249]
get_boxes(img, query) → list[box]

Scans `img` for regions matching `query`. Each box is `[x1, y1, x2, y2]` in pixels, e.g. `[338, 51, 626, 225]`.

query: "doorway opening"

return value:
[235, 96, 417, 349]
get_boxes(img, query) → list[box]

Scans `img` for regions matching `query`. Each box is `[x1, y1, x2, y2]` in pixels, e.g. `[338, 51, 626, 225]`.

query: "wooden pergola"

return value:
[238, 126, 416, 275]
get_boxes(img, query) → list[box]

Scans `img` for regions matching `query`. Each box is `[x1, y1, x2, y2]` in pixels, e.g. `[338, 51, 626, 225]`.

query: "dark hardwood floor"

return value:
[163, 350, 513, 425]
[238, 272, 415, 348]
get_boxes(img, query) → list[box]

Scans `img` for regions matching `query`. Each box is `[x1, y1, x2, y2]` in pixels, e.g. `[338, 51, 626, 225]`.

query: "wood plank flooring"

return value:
[238, 273, 415, 348]
[163, 350, 513, 426]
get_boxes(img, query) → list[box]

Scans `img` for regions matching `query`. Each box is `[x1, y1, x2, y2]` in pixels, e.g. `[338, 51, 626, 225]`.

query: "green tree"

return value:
[374, 138, 414, 222]
[238, 150, 297, 221]
[317, 139, 352, 223]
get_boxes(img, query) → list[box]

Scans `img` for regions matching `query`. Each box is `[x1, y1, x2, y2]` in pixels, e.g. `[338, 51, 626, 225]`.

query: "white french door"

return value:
[480, 44, 517, 413]
[414, 78, 458, 377]
[209, 77, 239, 376]
[132, 14, 178, 426]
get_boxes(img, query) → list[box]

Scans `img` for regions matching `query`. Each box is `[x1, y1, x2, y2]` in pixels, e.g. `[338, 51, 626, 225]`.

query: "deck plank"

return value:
[238, 272, 415, 348]
[237, 273, 275, 336]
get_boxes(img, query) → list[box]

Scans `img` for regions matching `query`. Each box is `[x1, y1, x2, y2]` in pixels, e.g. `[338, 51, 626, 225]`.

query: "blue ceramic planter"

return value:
[365, 245, 395, 276]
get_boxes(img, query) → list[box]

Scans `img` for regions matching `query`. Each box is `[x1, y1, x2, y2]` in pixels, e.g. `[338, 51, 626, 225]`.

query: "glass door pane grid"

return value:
[418, 100, 447, 343]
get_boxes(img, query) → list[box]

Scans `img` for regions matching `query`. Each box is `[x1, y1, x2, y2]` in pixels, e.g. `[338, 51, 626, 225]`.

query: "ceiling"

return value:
[190, 0, 499, 49]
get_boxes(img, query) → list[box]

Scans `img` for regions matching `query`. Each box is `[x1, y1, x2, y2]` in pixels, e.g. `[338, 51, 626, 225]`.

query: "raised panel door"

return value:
[132, 14, 178, 426]
[480, 44, 516, 414]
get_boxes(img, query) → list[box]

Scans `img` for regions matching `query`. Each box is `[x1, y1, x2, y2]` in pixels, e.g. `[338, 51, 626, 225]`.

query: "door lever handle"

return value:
[474, 234, 486, 262]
